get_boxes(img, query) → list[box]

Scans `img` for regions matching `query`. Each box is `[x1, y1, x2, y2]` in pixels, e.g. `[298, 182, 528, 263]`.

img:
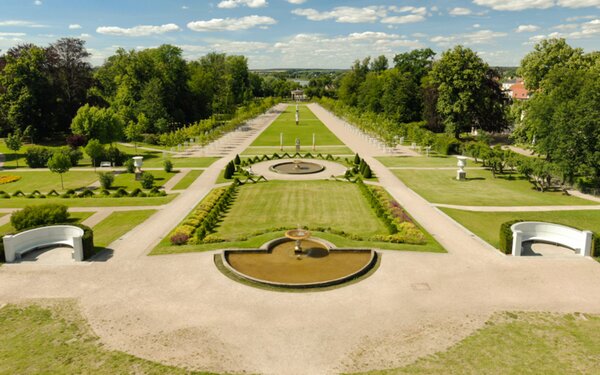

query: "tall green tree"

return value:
[47, 152, 72, 190]
[429, 45, 509, 138]
[393, 48, 435, 85]
[84, 139, 104, 171]
[518, 38, 586, 91]
[0, 45, 54, 137]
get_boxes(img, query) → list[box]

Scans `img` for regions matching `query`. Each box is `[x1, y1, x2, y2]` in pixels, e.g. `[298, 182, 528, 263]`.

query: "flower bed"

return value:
[0, 175, 21, 185]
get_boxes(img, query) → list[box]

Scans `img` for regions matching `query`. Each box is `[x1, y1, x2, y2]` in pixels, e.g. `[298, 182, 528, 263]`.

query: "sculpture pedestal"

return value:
[457, 170, 466, 181]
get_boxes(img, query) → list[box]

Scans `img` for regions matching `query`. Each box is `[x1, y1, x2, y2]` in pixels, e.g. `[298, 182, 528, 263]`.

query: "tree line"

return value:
[0, 38, 285, 142]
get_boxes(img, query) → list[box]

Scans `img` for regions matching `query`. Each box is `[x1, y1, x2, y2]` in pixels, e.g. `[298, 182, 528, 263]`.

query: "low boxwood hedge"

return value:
[498, 220, 524, 254]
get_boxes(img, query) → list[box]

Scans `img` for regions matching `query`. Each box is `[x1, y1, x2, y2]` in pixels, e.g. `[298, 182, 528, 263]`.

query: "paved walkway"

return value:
[0, 104, 599, 375]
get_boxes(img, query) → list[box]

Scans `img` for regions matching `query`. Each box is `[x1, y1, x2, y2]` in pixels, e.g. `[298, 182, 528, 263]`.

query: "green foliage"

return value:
[223, 160, 235, 179]
[84, 139, 104, 168]
[47, 152, 72, 190]
[71, 104, 124, 144]
[163, 159, 173, 173]
[234, 154, 241, 165]
[4, 130, 23, 167]
[98, 172, 114, 189]
[124, 159, 135, 173]
[140, 172, 154, 189]
[499, 220, 524, 254]
[25, 146, 53, 168]
[430, 45, 509, 138]
[354, 153, 361, 165]
[10, 204, 69, 231]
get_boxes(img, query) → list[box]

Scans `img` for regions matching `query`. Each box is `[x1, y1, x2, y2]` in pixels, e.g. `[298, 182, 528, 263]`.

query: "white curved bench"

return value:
[2, 225, 85, 263]
[511, 221, 593, 257]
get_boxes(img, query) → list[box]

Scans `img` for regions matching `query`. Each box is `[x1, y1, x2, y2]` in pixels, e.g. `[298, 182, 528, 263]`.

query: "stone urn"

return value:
[133, 156, 144, 180]
[456, 156, 467, 181]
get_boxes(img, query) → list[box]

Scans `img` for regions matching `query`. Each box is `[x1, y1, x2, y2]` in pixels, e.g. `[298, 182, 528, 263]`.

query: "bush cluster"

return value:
[140, 172, 154, 189]
[0, 187, 166, 199]
[163, 159, 173, 173]
[351, 154, 373, 179]
[170, 183, 238, 245]
[98, 172, 114, 189]
[10, 204, 69, 231]
[25, 146, 83, 168]
[238, 152, 338, 169]
[224, 160, 236, 179]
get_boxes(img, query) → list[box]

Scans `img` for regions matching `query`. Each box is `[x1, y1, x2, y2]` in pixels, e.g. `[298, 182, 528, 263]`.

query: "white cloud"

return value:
[0, 20, 45, 28]
[217, 0, 267, 9]
[431, 29, 507, 46]
[187, 15, 276, 31]
[69, 24, 82, 30]
[79, 33, 91, 39]
[473, 23, 481, 28]
[292, 5, 427, 24]
[516, 24, 540, 32]
[473, 0, 600, 11]
[568, 18, 600, 38]
[34, 0, 42, 5]
[450, 7, 473, 15]
[181, 5, 189, 9]
[286, 0, 306, 3]
[381, 15, 425, 24]
[96, 23, 180, 37]
[566, 15, 596, 21]
[0, 32, 26, 37]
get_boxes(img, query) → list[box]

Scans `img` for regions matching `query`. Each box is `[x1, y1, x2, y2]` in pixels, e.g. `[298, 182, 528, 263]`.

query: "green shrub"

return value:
[58, 147, 84, 166]
[104, 145, 126, 166]
[77, 189, 94, 198]
[163, 159, 173, 173]
[234, 154, 241, 165]
[499, 220, 524, 254]
[25, 146, 52, 168]
[98, 172, 114, 189]
[112, 188, 128, 197]
[10, 204, 69, 231]
[74, 224, 95, 259]
[143, 133, 160, 145]
[124, 159, 135, 173]
[140, 172, 154, 189]
[354, 154, 361, 165]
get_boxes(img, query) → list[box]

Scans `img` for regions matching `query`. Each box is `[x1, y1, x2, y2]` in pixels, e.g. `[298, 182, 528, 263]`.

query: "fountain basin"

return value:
[269, 161, 325, 175]
[220, 238, 377, 289]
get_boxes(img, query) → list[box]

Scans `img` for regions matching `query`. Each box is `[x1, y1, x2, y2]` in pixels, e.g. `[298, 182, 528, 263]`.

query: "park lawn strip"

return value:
[115, 143, 218, 168]
[441, 208, 600, 250]
[91, 210, 157, 247]
[359, 311, 600, 375]
[377, 155, 461, 168]
[217, 180, 387, 240]
[242, 145, 354, 156]
[172, 169, 203, 190]
[0, 195, 176, 208]
[0, 211, 94, 237]
[249, 105, 344, 147]
[0, 303, 214, 375]
[111, 170, 175, 190]
[152, 230, 445, 256]
[392, 168, 595, 206]
[0, 170, 98, 193]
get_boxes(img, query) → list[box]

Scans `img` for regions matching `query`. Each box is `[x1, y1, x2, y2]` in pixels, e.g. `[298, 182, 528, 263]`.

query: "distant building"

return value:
[502, 78, 522, 91]
[291, 89, 306, 101]
[508, 82, 530, 100]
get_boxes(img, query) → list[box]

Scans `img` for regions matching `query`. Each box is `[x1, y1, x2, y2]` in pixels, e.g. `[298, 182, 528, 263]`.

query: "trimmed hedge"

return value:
[499, 220, 523, 254]
[10, 204, 70, 231]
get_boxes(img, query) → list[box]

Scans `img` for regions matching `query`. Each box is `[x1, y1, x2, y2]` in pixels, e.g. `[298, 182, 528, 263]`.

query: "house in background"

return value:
[502, 78, 530, 100]
[291, 89, 306, 101]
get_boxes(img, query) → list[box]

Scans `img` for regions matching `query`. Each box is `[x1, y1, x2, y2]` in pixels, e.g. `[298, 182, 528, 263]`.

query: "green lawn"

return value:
[441, 208, 600, 249]
[111, 170, 176, 190]
[172, 170, 203, 190]
[248, 104, 344, 148]
[392, 169, 595, 206]
[0, 211, 94, 237]
[115, 144, 218, 168]
[92, 210, 157, 247]
[217, 180, 386, 240]
[359, 311, 600, 374]
[377, 155, 465, 168]
[242, 145, 354, 156]
[0, 171, 98, 193]
[0, 303, 213, 374]
[0, 195, 176, 208]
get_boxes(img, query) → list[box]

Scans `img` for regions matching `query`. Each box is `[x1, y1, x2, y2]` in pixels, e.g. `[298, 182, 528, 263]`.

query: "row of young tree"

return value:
[0, 38, 281, 141]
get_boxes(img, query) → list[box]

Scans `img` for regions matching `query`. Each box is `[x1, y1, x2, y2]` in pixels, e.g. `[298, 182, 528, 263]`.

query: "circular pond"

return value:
[221, 238, 377, 289]
[269, 160, 325, 175]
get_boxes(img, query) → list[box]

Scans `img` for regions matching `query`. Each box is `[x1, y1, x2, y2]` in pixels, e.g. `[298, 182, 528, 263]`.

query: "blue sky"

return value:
[0, 0, 598, 68]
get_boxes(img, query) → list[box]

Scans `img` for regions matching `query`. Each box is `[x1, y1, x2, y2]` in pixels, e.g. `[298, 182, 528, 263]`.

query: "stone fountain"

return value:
[285, 226, 312, 254]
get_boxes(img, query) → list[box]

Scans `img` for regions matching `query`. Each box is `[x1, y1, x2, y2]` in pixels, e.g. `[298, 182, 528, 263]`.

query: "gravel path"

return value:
[0, 104, 599, 375]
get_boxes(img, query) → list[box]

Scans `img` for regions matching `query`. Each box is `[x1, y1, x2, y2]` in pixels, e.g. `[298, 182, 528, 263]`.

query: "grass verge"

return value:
[392, 168, 594, 206]
[0, 171, 98, 193]
[0, 195, 176, 208]
[441, 208, 600, 249]
[0, 211, 94, 237]
[357, 311, 600, 374]
[92, 210, 157, 247]
[0, 302, 215, 374]
[172, 170, 203, 190]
